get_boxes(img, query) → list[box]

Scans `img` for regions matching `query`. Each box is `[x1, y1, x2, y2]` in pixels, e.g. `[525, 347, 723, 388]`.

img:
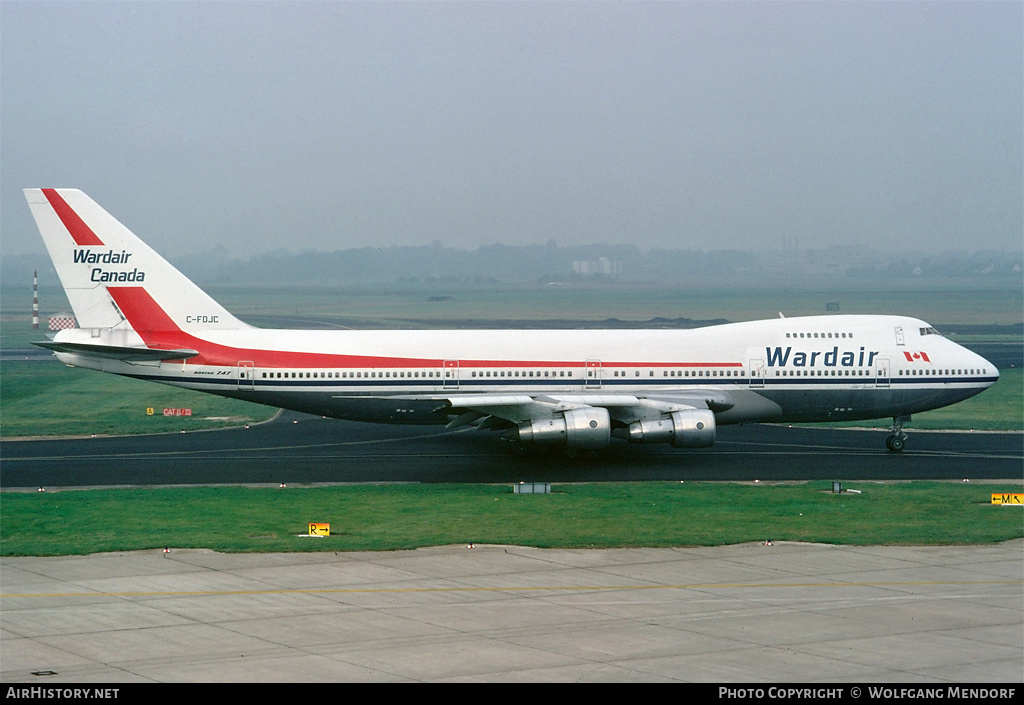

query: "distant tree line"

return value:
[166, 242, 1023, 287]
[4, 243, 1021, 289]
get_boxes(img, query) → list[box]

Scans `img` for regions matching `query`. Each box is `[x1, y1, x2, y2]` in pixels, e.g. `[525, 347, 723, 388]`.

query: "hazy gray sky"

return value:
[2, 1, 1021, 259]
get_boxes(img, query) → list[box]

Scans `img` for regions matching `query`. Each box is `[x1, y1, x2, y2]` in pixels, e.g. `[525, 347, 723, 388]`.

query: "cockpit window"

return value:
[919, 327, 941, 336]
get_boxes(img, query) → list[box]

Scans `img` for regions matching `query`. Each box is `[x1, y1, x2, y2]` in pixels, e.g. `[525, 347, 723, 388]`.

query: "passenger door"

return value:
[443, 359, 459, 390]
[237, 360, 255, 389]
[748, 359, 765, 389]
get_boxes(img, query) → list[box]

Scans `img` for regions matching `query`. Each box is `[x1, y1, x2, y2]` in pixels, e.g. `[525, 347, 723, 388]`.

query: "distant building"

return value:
[573, 258, 621, 276]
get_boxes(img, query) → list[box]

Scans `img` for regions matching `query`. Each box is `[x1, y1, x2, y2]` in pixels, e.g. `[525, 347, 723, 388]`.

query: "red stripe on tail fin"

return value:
[41, 189, 105, 246]
[108, 287, 183, 337]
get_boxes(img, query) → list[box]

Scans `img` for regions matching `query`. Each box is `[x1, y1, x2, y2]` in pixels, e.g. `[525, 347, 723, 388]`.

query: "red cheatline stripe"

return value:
[42, 189, 104, 246]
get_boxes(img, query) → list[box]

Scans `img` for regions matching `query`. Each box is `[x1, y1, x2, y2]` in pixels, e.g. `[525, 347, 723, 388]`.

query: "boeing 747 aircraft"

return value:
[26, 189, 999, 455]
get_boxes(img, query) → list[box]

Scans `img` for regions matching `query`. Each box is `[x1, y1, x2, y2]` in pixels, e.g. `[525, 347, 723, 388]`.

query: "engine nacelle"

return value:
[516, 406, 611, 449]
[627, 409, 716, 448]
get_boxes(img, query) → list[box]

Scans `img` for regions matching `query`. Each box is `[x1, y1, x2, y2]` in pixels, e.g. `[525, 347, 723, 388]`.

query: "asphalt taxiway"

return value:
[1, 411, 1021, 488]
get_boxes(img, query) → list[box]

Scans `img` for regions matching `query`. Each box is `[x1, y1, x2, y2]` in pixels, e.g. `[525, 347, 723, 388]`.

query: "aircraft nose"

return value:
[975, 351, 999, 383]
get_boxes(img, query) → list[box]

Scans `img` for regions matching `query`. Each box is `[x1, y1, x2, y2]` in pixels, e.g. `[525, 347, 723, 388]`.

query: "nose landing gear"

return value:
[886, 415, 910, 453]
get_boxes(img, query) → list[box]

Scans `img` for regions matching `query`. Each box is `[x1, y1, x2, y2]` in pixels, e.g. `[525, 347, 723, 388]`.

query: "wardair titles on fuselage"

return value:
[73, 249, 145, 283]
[766, 346, 879, 368]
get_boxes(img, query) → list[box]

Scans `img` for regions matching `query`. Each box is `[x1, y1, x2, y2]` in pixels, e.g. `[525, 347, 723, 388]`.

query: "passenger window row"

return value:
[775, 369, 871, 377]
[259, 367, 750, 380]
[471, 370, 570, 378]
[785, 332, 853, 339]
[899, 369, 982, 376]
[261, 370, 442, 379]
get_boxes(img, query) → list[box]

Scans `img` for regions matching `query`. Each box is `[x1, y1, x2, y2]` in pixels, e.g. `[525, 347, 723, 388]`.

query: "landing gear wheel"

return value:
[886, 415, 910, 453]
[885, 435, 905, 453]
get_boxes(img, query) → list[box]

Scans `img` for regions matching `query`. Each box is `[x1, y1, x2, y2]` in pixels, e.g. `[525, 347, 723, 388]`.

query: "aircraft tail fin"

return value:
[24, 189, 247, 336]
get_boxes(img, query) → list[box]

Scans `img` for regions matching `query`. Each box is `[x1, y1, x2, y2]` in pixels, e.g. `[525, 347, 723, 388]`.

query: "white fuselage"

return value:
[53, 314, 998, 428]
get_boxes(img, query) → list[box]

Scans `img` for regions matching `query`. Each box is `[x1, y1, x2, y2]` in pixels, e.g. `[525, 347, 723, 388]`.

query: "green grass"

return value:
[1, 482, 1020, 556]
[0, 359, 276, 438]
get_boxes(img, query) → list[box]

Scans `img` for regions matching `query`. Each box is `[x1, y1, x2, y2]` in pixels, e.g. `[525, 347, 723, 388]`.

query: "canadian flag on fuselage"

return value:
[903, 351, 931, 363]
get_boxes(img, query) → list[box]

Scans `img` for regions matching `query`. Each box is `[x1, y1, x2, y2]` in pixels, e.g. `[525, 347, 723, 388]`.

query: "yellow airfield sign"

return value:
[309, 523, 330, 536]
[990, 493, 1023, 505]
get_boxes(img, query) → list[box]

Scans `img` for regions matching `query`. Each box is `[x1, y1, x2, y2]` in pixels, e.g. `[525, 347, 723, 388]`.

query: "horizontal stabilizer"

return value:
[34, 340, 199, 362]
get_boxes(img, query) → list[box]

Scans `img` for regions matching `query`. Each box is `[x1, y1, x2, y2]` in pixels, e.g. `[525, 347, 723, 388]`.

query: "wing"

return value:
[387, 389, 735, 449]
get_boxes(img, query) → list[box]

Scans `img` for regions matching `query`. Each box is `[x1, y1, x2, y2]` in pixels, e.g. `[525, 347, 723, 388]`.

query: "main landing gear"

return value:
[886, 415, 910, 453]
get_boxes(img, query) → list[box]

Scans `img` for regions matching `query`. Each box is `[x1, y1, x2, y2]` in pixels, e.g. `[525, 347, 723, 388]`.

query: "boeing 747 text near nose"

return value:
[26, 189, 999, 456]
